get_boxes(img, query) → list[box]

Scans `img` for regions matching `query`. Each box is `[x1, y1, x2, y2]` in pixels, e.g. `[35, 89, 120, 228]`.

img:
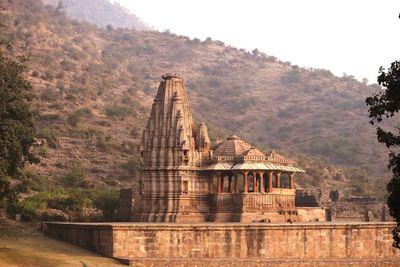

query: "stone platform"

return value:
[44, 222, 400, 266]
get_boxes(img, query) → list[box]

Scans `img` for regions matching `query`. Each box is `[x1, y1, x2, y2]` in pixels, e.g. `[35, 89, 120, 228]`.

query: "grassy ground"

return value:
[0, 220, 125, 267]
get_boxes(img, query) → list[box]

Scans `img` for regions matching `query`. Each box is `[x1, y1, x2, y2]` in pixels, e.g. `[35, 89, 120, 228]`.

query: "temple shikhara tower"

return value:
[120, 73, 325, 223]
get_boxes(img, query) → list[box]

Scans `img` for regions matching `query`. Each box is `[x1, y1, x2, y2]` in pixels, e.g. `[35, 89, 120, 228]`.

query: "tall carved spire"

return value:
[140, 73, 209, 168]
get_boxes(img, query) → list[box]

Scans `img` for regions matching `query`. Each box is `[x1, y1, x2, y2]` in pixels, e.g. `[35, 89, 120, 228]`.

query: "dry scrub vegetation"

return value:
[0, 0, 388, 221]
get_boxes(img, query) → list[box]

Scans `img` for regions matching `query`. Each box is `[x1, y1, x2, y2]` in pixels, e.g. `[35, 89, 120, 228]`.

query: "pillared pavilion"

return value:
[120, 73, 325, 223]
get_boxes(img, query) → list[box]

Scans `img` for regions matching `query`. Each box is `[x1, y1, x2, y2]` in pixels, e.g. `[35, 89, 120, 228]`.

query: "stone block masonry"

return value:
[45, 222, 400, 266]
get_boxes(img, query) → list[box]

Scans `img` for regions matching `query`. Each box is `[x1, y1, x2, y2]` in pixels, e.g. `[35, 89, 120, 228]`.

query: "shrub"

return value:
[130, 125, 141, 138]
[104, 104, 131, 117]
[96, 134, 109, 152]
[0, 170, 17, 204]
[40, 85, 59, 101]
[7, 193, 47, 221]
[121, 158, 140, 177]
[346, 168, 373, 196]
[36, 128, 58, 148]
[67, 108, 92, 127]
[59, 164, 86, 187]
[46, 191, 91, 212]
[92, 189, 119, 221]
[281, 70, 303, 84]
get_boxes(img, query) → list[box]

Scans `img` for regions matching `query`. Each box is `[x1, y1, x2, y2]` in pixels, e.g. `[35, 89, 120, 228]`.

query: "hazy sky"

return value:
[114, 0, 400, 83]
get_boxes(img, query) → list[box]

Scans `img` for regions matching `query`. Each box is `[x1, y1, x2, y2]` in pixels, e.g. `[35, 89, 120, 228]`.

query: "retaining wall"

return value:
[45, 222, 400, 266]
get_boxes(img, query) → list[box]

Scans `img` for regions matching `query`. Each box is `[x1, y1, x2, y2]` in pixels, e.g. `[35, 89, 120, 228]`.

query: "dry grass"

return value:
[0, 221, 124, 267]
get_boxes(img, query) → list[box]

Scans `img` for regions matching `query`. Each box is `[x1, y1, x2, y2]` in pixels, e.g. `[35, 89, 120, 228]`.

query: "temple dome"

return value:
[213, 135, 265, 158]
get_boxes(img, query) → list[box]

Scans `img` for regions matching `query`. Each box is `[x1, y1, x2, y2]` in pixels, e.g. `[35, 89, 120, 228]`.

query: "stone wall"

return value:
[45, 223, 113, 256]
[118, 189, 132, 221]
[45, 222, 400, 266]
[327, 202, 391, 222]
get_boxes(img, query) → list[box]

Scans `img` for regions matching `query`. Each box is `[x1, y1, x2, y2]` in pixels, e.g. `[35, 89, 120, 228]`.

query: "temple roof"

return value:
[204, 162, 305, 173]
[209, 135, 304, 173]
[213, 135, 265, 158]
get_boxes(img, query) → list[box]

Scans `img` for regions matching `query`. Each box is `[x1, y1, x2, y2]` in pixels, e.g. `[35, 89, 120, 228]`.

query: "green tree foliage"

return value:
[0, 171, 17, 205]
[366, 60, 400, 248]
[0, 49, 36, 203]
[93, 189, 119, 221]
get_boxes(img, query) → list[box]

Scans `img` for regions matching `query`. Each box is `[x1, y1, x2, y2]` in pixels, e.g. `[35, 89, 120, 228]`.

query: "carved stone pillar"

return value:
[253, 172, 257, 193]
[259, 172, 265, 193]
[244, 172, 248, 193]
[274, 172, 281, 188]
[289, 173, 295, 189]
[234, 173, 239, 193]
[268, 172, 273, 193]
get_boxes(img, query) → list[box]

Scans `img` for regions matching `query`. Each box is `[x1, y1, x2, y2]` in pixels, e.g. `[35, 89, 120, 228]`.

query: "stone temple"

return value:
[119, 73, 325, 223]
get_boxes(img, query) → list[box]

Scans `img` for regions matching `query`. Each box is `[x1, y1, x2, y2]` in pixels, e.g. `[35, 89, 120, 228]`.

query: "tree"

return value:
[0, 48, 36, 203]
[93, 189, 119, 221]
[366, 60, 400, 248]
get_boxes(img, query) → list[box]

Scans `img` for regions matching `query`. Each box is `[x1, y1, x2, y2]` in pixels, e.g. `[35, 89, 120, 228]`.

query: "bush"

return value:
[92, 189, 119, 221]
[67, 108, 92, 127]
[96, 134, 109, 152]
[46, 190, 91, 211]
[7, 193, 47, 221]
[36, 128, 58, 148]
[104, 104, 131, 117]
[59, 164, 86, 187]
[40, 86, 59, 101]
[7, 188, 94, 221]
[346, 168, 373, 196]
[281, 70, 303, 84]
[0, 171, 17, 204]
[121, 158, 140, 177]
[21, 169, 49, 192]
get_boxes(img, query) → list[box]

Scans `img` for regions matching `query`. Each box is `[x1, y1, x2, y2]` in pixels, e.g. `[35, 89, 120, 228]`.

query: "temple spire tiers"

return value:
[134, 73, 212, 223]
[124, 73, 325, 224]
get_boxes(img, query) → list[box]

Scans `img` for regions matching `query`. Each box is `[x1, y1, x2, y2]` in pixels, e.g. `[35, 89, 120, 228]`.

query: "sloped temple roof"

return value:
[213, 135, 265, 158]
[206, 135, 305, 173]
[205, 162, 305, 173]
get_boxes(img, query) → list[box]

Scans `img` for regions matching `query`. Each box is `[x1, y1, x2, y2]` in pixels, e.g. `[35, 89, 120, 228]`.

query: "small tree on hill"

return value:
[366, 60, 400, 248]
[0, 48, 36, 204]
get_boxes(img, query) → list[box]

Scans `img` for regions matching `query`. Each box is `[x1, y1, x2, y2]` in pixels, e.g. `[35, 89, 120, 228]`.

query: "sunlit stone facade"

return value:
[123, 73, 325, 222]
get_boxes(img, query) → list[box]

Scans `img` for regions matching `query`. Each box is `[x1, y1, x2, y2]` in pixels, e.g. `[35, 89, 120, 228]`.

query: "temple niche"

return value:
[120, 73, 325, 223]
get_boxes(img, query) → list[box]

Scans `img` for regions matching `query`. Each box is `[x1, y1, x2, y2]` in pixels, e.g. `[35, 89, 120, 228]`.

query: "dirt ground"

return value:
[0, 219, 125, 267]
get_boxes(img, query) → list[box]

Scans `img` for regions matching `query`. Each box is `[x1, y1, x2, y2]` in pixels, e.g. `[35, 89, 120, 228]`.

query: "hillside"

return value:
[0, 0, 388, 201]
[42, 0, 151, 30]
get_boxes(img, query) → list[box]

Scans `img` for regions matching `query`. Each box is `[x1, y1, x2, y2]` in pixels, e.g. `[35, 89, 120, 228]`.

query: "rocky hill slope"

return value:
[42, 0, 151, 30]
[0, 0, 387, 198]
